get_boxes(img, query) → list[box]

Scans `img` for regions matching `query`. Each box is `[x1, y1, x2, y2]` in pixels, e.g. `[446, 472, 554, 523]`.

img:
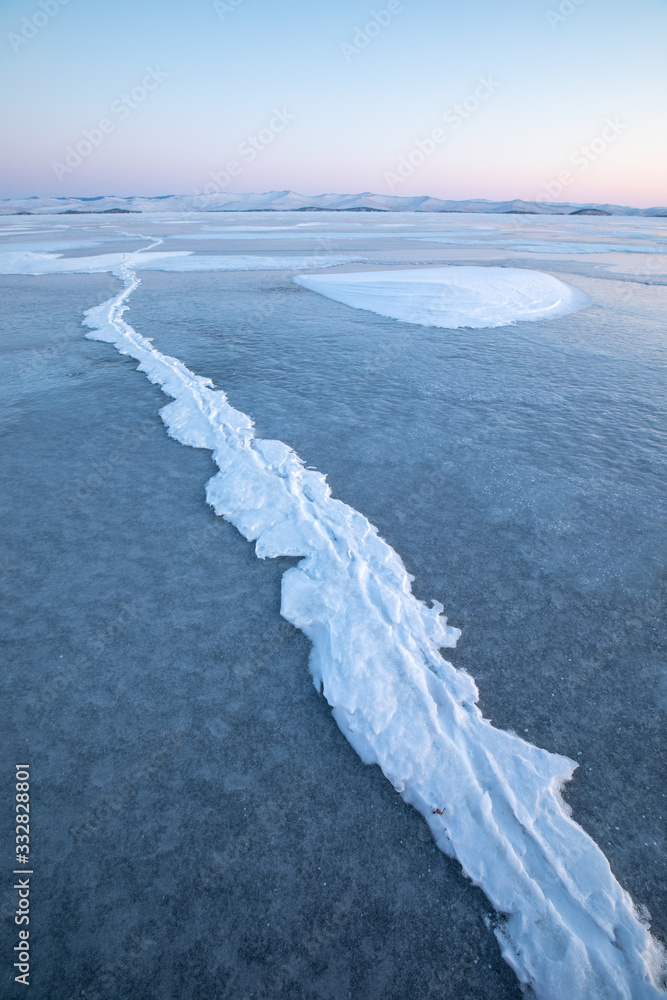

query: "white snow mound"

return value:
[294, 265, 590, 328]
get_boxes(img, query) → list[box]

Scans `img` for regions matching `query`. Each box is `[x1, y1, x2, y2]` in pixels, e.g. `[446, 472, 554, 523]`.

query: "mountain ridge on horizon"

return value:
[2, 190, 666, 216]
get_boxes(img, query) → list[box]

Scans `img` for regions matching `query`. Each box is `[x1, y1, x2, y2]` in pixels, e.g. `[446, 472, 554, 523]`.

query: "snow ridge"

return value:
[82, 247, 666, 1000]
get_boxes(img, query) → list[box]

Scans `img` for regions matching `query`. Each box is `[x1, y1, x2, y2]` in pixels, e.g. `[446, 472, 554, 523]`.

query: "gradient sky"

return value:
[1, 0, 666, 206]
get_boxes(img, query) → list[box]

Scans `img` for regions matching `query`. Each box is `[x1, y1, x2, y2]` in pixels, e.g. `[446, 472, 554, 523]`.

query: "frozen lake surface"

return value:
[1, 212, 666, 999]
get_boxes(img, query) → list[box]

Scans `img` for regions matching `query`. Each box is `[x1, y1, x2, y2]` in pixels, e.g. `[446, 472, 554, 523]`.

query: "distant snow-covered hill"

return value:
[1, 190, 665, 216]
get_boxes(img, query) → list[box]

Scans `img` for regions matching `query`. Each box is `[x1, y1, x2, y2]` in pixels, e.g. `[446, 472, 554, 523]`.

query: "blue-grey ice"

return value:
[1, 212, 665, 1000]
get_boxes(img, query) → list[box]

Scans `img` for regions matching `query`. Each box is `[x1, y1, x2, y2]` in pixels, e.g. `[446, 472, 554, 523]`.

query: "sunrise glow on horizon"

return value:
[1, 0, 665, 208]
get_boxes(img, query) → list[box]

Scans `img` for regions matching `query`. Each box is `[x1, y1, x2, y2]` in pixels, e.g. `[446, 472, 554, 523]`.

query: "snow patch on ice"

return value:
[0, 250, 364, 275]
[294, 266, 590, 329]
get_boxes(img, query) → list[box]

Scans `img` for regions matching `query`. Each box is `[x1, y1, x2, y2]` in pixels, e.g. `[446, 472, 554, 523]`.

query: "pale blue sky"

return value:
[1, 0, 665, 205]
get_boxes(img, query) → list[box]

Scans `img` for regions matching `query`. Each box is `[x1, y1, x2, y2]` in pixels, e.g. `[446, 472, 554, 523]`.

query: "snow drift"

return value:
[294, 266, 590, 329]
